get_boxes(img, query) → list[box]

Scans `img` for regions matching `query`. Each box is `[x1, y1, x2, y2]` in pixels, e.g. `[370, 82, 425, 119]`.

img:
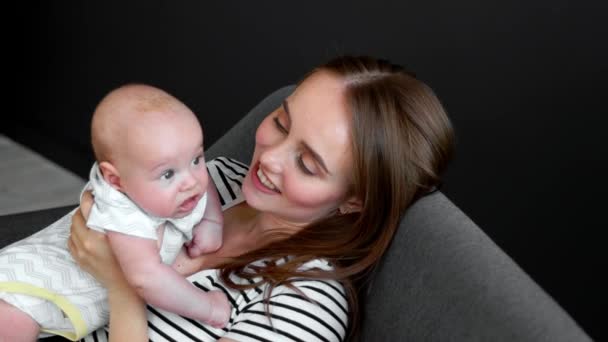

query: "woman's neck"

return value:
[226, 203, 300, 252]
[175, 203, 302, 273]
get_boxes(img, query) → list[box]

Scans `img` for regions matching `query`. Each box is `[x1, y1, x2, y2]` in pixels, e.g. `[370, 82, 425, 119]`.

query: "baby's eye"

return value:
[162, 170, 175, 180]
[192, 155, 204, 166]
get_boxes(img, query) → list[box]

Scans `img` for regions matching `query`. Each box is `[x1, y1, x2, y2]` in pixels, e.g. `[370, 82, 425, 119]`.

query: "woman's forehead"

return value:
[287, 71, 353, 176]
[288, 71, 348, 120]
[291, 71, 345, 105]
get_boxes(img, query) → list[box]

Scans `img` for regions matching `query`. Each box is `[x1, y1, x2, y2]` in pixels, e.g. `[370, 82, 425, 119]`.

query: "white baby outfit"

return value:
[0, 162, 207, 340]
[85, 162, 207, 264]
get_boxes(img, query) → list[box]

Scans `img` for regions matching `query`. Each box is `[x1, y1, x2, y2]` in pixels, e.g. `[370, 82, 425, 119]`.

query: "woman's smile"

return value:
[252, 162, 281, 194]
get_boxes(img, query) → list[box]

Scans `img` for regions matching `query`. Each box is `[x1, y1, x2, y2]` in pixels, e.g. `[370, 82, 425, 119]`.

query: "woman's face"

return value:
[242, 70, 357, 228]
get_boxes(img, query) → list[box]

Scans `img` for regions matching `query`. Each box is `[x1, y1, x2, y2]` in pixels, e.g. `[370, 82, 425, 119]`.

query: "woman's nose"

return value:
[259, 144, 286, 174]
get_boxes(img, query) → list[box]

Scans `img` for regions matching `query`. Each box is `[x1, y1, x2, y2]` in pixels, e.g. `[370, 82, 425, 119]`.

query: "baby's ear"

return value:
[98, 161, 123, 191]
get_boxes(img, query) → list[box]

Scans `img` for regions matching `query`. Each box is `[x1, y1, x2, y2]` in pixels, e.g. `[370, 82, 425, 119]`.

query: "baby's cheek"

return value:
[198, 169, 209, 189]
[142, 187, 179, 217]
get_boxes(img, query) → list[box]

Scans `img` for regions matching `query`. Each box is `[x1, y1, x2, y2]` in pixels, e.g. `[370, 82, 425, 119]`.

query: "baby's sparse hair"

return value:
[91, 83, 188, 163]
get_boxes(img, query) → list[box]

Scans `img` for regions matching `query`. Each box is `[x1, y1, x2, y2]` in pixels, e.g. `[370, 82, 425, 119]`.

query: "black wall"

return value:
[10, 1, 607, 339]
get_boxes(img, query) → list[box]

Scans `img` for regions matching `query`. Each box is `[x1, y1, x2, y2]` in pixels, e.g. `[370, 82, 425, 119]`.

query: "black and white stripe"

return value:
[223, 265, 348, 342]
[81, 157, 348, 342]
[207, 157, 247, 207]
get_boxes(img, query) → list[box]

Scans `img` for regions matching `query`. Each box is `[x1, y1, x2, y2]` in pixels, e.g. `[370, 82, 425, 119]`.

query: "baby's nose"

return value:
[180, 171, 198, 190]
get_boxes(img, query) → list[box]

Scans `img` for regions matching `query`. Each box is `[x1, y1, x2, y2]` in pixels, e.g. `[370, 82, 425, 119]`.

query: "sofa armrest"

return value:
[362, 191, 591, 341]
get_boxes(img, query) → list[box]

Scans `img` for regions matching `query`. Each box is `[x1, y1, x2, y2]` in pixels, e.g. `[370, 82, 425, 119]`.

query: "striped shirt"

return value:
[82, 157, 348, 342]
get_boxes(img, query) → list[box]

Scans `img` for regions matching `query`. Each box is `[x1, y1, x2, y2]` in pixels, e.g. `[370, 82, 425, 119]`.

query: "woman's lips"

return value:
[252, 162, 281, 194]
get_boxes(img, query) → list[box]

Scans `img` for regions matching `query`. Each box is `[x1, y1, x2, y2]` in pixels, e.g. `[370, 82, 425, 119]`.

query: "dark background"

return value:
[7, 1, 606, 339]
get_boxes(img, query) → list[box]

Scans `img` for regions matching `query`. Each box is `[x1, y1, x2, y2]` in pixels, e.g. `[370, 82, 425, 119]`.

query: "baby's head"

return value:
[91, 84, 209, 218]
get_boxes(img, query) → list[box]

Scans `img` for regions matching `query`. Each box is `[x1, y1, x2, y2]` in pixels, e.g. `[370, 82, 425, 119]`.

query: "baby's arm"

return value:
[187, 180, 224, 257]
[106, 231, 230, 327]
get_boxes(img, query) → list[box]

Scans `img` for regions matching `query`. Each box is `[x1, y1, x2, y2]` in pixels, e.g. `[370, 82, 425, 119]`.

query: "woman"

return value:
[69, 55, 454, 342]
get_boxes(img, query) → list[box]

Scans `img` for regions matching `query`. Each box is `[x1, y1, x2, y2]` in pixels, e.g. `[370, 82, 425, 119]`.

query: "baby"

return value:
[0, 84, 230, 341]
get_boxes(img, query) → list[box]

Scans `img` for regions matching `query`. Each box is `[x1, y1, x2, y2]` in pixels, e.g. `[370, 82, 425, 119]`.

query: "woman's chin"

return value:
[241, 180, 257, 205]
[241, 180, 267, 211]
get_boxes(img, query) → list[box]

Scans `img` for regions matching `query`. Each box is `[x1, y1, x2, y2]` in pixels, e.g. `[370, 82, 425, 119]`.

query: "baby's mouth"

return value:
[178, 194, 199, 212]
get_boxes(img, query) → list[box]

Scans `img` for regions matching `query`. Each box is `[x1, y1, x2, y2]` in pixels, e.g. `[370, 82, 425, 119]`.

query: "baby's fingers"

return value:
[187, 244, 203, 258]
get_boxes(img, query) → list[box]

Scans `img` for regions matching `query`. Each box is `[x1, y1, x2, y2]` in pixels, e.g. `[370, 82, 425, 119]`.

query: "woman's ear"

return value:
[338, 196, 363, 215]
[98, 161, 123, 191]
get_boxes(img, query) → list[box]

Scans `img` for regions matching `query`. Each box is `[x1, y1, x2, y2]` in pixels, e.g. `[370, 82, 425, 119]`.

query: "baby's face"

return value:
[116, 110, 208, 218]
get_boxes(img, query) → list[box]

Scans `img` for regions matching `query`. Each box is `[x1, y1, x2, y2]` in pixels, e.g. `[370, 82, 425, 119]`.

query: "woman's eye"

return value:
[297, 155, 314, 175]
[273, 117, 288, 134]
[162, 170, 175, 180]
[192, 155, 201, 165]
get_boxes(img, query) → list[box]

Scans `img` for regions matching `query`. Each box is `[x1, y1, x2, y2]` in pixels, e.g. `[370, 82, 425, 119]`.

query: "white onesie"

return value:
[0, 162, 207, 340]
[85, 162, 207, 264]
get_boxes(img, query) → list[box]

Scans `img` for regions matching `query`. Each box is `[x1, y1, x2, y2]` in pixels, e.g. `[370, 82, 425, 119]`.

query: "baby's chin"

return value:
[171, 210, 191, 219]
[145, 208, 186, 219]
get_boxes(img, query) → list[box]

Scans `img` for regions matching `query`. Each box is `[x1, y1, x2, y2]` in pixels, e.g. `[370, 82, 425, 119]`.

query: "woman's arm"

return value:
[69, 191, 148, 342]
[106, 230, 230, 327]
[105, 274, 147, 342]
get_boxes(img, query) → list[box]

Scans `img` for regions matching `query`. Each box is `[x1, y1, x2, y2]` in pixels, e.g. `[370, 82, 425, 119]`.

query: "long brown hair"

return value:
[220, 56, 454, 339]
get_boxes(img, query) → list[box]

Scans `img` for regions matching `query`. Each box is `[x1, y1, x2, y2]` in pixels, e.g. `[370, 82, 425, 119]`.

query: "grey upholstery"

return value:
[1, 86, 590, 341]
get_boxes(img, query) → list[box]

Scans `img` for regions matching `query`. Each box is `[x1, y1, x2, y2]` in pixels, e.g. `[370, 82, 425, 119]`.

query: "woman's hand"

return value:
[70, 191, 148, 341]
[68, 191, 127, 290]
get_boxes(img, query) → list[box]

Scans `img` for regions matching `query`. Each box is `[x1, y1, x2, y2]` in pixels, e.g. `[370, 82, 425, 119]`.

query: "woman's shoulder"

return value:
[247, 257, 348, 315]
[162, 264, 349, 342]
[230, 259, 348, 342]
[282, 258, 348, 313]
[287, 258, 348, 316]
[187, 259, 349, 342]
[297, 257, 334, 271]
[188, 257, 347, 310]
[206, 157, 249, 210]
[206, 156, 249, 183]
[206, 156, 249, 173]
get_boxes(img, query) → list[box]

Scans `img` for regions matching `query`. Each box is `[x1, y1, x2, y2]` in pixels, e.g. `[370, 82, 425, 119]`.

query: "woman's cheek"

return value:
[255, 117, 282, 146]
[254, 119, 271, 145]
[254, 125, 264, 145]
[283, 176, 341, 209]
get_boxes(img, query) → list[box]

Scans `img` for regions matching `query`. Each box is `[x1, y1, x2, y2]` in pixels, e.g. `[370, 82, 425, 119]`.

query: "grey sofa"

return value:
[0, 86, 591, 341]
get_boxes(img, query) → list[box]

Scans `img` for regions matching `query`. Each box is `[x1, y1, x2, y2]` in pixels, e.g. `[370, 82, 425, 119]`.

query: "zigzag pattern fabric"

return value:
[0, 208, 107, 339]
[0, 160, 220, 339]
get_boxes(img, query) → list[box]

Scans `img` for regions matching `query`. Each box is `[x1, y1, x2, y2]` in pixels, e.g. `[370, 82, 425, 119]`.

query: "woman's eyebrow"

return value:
[284, 99, 331, 175]
[302, 142, 331, 175]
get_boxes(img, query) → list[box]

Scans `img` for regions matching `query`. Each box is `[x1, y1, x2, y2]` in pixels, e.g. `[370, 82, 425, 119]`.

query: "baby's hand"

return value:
[186, 219, 223, 258]
[185, 239, 205, 258]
